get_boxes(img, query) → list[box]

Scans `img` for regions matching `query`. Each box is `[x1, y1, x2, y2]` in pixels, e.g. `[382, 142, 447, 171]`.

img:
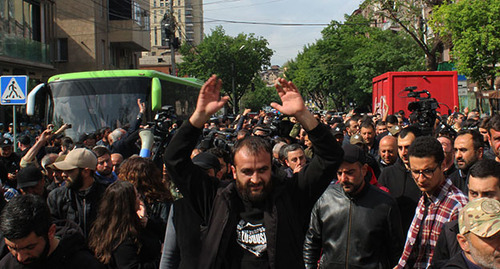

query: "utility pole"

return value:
[169, 0, 176, 76]
[162, 1, 178, 76]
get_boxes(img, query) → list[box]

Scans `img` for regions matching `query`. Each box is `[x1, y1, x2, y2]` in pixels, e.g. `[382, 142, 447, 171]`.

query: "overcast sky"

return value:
[203, 0, 365, 66]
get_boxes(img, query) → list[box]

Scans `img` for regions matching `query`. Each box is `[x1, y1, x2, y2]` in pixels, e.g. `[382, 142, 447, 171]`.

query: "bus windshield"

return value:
[42, 71, 201, 140]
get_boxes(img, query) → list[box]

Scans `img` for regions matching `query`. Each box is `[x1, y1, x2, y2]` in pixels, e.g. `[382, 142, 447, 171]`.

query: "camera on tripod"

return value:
[152, 105, 176, 136]
[404, 86, 439, 136]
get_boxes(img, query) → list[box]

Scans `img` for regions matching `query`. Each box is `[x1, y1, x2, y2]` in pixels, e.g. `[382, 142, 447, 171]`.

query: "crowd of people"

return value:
[0, 75, 498, 269]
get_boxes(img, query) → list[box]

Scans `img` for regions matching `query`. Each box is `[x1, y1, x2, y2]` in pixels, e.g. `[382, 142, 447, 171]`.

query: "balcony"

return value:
[0, 33, 51, 67]
[108, 20, 150, 51]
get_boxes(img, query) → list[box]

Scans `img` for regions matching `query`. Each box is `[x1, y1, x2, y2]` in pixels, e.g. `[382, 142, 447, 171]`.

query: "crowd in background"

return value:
[0, 76, 498, 269]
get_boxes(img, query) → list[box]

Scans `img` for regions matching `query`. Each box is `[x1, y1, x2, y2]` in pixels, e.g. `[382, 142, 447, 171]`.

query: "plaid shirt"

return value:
[396, 178, 468, 269]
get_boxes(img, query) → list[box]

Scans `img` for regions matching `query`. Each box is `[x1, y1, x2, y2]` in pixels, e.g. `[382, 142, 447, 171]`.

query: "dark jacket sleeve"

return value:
[303, 197, 323, 268]
[163, 121, 219, 221]
[294, 123, 343, 206]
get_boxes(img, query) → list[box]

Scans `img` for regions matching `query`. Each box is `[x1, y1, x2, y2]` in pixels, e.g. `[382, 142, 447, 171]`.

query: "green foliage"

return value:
[240, 78, 280, 111]
[431, 0, 500, 90]
[285, 14, 425, 111]
[365, 0, 442, 71]
[178, 26, 274, 113]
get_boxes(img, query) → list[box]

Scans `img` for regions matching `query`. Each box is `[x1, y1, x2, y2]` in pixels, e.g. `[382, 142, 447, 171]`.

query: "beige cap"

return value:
[388, 125, 401, 136]
[350, 134, 365, 145]
[459, 198, 500, 237]
[52, 148, 97, 171]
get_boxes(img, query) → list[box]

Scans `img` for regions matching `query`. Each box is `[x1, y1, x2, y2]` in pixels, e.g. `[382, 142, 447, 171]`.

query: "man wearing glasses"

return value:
[396, 136, 468, 269]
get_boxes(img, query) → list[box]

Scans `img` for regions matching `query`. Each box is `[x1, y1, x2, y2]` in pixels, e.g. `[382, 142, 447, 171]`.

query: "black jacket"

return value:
[449, 169, 468, 195]
[441, 252, 477, 269]
[164, 121, 342, 269]
[303, 182, 404, 269]
[0, 220, 105, 269]
[378, 158, 421, 234]
[108, 220, 163, 269]
[432, 219, 461, 268]
[47, 180, 107, 238]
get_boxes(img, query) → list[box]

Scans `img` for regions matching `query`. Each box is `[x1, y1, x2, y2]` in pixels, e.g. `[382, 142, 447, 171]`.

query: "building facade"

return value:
[54, 0, 150, 74]
[0, 0, 55, 81]
[140, 0, 203, 74]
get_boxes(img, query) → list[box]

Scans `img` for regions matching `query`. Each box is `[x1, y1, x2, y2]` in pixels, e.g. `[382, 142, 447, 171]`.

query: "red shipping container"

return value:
[372, 71, 458, 116]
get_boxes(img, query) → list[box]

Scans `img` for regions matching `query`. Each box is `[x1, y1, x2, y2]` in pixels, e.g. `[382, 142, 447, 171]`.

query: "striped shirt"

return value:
[396, 178, 468, 269]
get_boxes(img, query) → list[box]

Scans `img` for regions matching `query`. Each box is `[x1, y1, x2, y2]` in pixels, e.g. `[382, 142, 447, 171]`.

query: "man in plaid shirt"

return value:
[396, 136, 468, 268]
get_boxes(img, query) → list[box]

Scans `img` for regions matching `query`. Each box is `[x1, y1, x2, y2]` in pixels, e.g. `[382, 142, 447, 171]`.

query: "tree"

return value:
[364, 0, 443, 71]
[239, 78, 279, 111]
[178, 26, 273, 114]
[431, 0, 500, 90]
[285, 14, 425, 111]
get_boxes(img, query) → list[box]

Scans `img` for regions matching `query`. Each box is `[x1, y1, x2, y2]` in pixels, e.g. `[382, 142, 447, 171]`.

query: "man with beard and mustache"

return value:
[450, 130, 484, 194]
[304, 144, 404, 268]
[46, 148, 106, 239]
[164, 76, 343, 268]
[0, 194, 104, 268]
[444, 198, 500, 269]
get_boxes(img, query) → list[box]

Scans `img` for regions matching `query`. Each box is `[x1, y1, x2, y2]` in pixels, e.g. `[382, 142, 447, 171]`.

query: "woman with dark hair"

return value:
[118, 156, 173, 226]
[88, 180, 161, 268]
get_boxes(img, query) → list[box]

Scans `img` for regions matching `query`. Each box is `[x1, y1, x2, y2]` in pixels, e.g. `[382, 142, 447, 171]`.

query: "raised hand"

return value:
[271, 78, 318, 131]
[271, 78, 307, 116]
[189, 75, 230, 128]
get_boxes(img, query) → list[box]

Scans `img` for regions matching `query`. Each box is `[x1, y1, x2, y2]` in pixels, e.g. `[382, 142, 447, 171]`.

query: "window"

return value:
[56, 38, 68, 62]
[101, 39, 106, 66]
[154, 26, 157, 46]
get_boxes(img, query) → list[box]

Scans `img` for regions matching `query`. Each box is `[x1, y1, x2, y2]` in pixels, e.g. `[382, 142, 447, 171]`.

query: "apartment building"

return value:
[54, 0, 150, 73]
[0, 0, 55, 81]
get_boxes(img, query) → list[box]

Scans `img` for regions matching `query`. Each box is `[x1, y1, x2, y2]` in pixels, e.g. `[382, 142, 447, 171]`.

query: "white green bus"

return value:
[27, 70, 203, 139]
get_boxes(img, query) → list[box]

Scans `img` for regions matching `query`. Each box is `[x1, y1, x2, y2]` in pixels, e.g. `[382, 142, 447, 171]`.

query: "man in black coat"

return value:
[303, 144, 403, 268]
[378, 126, 422, 234]
[0, 195, 104, 268]
[164, 76, 343, 268]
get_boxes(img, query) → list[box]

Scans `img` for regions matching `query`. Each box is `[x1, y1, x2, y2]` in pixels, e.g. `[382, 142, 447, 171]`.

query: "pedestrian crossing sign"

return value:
[1, 76, 28, 105]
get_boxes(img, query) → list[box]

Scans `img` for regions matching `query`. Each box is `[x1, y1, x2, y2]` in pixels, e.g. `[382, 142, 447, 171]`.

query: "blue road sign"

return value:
[1, 76, 28, 105]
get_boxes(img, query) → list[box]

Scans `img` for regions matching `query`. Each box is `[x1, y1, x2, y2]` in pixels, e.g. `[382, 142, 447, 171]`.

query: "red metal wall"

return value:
[372, 71, 458, 116]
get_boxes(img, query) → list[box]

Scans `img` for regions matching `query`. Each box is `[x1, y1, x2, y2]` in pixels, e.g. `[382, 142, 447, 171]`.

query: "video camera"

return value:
[200, 129, 236, 153]
[404, 86, 439, 136]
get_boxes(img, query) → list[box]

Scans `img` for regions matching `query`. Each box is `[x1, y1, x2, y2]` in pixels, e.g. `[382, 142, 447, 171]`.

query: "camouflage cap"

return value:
[350, 134, 365, 145]
[459, 198, 500, 237]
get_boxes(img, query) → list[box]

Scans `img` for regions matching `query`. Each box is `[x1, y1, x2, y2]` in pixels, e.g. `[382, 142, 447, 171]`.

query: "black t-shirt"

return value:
[228, 204, 270, 269]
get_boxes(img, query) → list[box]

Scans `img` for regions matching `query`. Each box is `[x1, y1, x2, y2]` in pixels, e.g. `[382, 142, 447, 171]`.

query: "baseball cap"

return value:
[350, 134, 364, 145]
[17, 166, 43, 189]
[459, 198, 500, 237]
[52, 148, 97, 171]
[0, 137, 12, 147]
[388, 125, 401, 136]
[47, 154, 67, 170]
[342, 144, 366, 164]
[331, 127, 343, 137]
[192, 152, 220, 172]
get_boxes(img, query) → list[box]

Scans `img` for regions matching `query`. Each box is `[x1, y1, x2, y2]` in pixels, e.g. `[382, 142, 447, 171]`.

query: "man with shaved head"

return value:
[376, 135, 398, 172]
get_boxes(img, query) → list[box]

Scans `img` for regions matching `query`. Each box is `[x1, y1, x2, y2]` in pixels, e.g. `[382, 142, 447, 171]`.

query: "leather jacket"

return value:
[303, 182, 404, 269]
